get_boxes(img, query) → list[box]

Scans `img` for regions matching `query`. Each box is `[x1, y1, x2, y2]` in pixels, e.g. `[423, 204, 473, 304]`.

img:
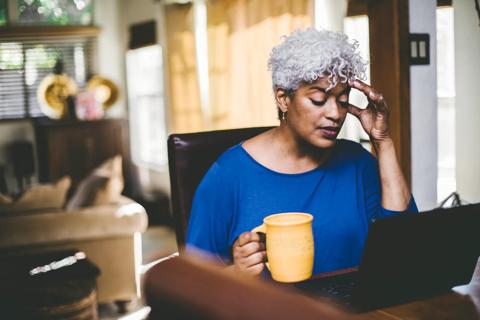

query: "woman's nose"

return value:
[324, 100, 341, 121]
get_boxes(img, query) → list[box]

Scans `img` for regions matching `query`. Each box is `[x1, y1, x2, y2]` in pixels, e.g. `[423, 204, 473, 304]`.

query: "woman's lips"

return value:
[319, 127, 339, 139]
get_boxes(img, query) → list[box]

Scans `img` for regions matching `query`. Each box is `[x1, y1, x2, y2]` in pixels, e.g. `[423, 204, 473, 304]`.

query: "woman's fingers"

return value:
[233, 233, 265, 260]
[237, 231, 261, 247]
[347, 103, 362, 118]
[349, 79, 388, 115]
[242, 251, 267, 268]
[245, 261, 265, 275]
[376, 94, 388, 113]
[232, 231, 267, 276]
[349, 79, 383, 103]
[349, 79, 378, 98]
[239, 240, 265, 257]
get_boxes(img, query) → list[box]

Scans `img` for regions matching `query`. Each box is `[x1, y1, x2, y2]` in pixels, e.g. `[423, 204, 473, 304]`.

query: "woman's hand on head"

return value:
[347, 79, 391, 146]
[232, 231, 266, 276]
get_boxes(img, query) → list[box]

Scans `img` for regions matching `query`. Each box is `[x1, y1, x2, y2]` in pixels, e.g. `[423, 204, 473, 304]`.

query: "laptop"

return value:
[292, 203, 480, 312]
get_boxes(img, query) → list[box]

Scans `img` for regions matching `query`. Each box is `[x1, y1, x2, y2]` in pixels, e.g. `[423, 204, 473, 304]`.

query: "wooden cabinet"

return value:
[34, 118, 133, 194]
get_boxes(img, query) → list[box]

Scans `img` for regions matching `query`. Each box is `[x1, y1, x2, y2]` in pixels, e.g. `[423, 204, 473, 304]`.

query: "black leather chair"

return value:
[168, 127, 273, 250]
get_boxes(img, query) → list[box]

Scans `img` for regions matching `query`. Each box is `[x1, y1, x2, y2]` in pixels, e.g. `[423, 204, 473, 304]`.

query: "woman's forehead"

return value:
[304, 77, 349, 94]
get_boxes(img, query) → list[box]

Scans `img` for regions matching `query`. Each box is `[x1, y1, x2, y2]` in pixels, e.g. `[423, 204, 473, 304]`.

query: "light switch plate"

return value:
[409, 33, 430, 65]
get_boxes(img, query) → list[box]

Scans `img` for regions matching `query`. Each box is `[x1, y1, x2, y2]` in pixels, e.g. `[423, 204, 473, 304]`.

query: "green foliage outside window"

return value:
[18, 0, 93, 25]
[0, 42, 63, 70]
[0, 43, 23, 70]
[26, 45, 59, 68]
[0, 0, 7, 26]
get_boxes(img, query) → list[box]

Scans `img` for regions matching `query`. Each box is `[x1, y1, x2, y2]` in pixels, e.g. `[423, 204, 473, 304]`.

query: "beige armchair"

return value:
[0, 196, 148, 305]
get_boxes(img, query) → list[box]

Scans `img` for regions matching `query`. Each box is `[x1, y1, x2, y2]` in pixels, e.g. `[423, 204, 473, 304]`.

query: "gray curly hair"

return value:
[268, 28, 368, 93]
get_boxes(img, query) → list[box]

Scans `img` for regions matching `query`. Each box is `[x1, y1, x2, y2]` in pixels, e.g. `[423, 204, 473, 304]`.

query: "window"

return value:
[342, 14, 371, 150]
[0, 0, 97, 120]
[126, 45, 168, 169]
[0, 34, 96, 119]
[436, 6, 456, 202]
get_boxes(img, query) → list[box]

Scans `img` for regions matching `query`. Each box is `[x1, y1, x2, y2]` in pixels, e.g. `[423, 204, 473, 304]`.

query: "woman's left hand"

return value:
[347, 79, 390, 146]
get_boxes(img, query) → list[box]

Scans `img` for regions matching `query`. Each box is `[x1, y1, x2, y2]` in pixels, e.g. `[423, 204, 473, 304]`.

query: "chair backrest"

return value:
[168, 126, 273, 250]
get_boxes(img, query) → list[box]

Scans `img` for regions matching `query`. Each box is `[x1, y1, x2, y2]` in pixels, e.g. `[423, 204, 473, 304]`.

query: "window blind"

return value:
[0, 34, 96, 119]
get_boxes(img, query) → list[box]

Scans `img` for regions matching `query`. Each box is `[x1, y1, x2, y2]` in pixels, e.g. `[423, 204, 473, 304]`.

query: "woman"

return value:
[186, 28, 417, 276]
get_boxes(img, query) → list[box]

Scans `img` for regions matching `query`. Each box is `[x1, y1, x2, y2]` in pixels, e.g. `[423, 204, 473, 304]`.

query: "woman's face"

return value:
[281, 77, 350, 149]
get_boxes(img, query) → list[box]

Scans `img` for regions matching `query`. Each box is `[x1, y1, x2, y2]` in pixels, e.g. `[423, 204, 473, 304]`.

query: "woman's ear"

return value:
[275, 88, 290, 113]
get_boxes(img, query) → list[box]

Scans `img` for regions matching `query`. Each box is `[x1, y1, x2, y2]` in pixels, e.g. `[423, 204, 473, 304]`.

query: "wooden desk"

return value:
[356, 283, 480, 320]
[299, 263, 480, 320]
[145, 255, 480, 320]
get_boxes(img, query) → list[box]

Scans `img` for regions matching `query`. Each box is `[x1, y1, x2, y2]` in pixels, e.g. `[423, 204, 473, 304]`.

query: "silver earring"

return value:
[281, 111, 287, 120]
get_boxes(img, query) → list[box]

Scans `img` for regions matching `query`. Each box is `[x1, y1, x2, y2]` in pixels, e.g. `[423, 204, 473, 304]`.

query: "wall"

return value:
[454, 0, 480, 203]
[314, 0, 347, 31]
[94, 0, 127, 118]
[409, 0, 438, 210]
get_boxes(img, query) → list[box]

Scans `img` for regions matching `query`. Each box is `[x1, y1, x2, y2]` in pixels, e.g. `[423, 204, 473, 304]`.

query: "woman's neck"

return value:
[270, 124, 332, 171]
[242, 124, 334, 174]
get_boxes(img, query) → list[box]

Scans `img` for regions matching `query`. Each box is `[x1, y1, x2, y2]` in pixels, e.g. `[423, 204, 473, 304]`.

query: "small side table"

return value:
[0, 250, 100, 319]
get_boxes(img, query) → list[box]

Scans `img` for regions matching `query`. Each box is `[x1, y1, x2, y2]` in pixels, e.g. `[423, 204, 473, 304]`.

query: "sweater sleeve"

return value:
[362, 152, 418, 222]
[185, 162, 235, 264]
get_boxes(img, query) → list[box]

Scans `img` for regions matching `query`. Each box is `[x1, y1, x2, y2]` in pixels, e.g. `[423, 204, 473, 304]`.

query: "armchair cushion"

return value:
[0, 196, 148, 249]
[66, 155, 124, 211]
[0, 176, 71, 214]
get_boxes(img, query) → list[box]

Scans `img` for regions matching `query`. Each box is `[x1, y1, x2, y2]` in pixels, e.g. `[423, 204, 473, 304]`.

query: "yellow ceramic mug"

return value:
[252, 212, 314, 283]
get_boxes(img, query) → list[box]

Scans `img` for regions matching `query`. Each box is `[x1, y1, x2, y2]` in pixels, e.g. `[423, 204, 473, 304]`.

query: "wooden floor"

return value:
[141, 226, 178, 265]
[99, 226, 178, 320]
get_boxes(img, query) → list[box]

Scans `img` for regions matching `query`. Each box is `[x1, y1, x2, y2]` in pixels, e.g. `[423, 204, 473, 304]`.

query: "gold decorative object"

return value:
[37, 74, 78, 119]
[87, 76, 119, 109]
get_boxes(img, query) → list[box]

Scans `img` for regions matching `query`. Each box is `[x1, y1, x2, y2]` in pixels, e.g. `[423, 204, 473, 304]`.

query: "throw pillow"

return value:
[0, 193, 12, 205]
[66, 155, 124, 211]
[0, 176, 71, 213]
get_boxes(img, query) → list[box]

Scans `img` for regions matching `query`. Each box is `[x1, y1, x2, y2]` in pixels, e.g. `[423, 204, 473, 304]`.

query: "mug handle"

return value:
[252, 223, 266, 234]
[251, 223, 270, 270]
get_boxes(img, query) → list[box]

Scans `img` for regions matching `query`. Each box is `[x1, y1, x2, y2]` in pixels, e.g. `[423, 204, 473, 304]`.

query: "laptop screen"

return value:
[356, 203, 480, 306]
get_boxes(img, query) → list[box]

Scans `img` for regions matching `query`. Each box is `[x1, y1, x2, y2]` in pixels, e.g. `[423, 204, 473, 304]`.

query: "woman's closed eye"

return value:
[310, 98, 348, 107]
[309, 98, 326, 106]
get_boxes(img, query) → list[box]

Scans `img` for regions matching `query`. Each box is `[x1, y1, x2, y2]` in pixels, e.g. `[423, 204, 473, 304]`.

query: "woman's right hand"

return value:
[232, 231, 266, 276]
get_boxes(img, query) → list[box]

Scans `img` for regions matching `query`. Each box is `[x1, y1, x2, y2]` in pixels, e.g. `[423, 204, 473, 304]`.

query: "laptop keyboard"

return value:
[293, 271, 358, 306]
